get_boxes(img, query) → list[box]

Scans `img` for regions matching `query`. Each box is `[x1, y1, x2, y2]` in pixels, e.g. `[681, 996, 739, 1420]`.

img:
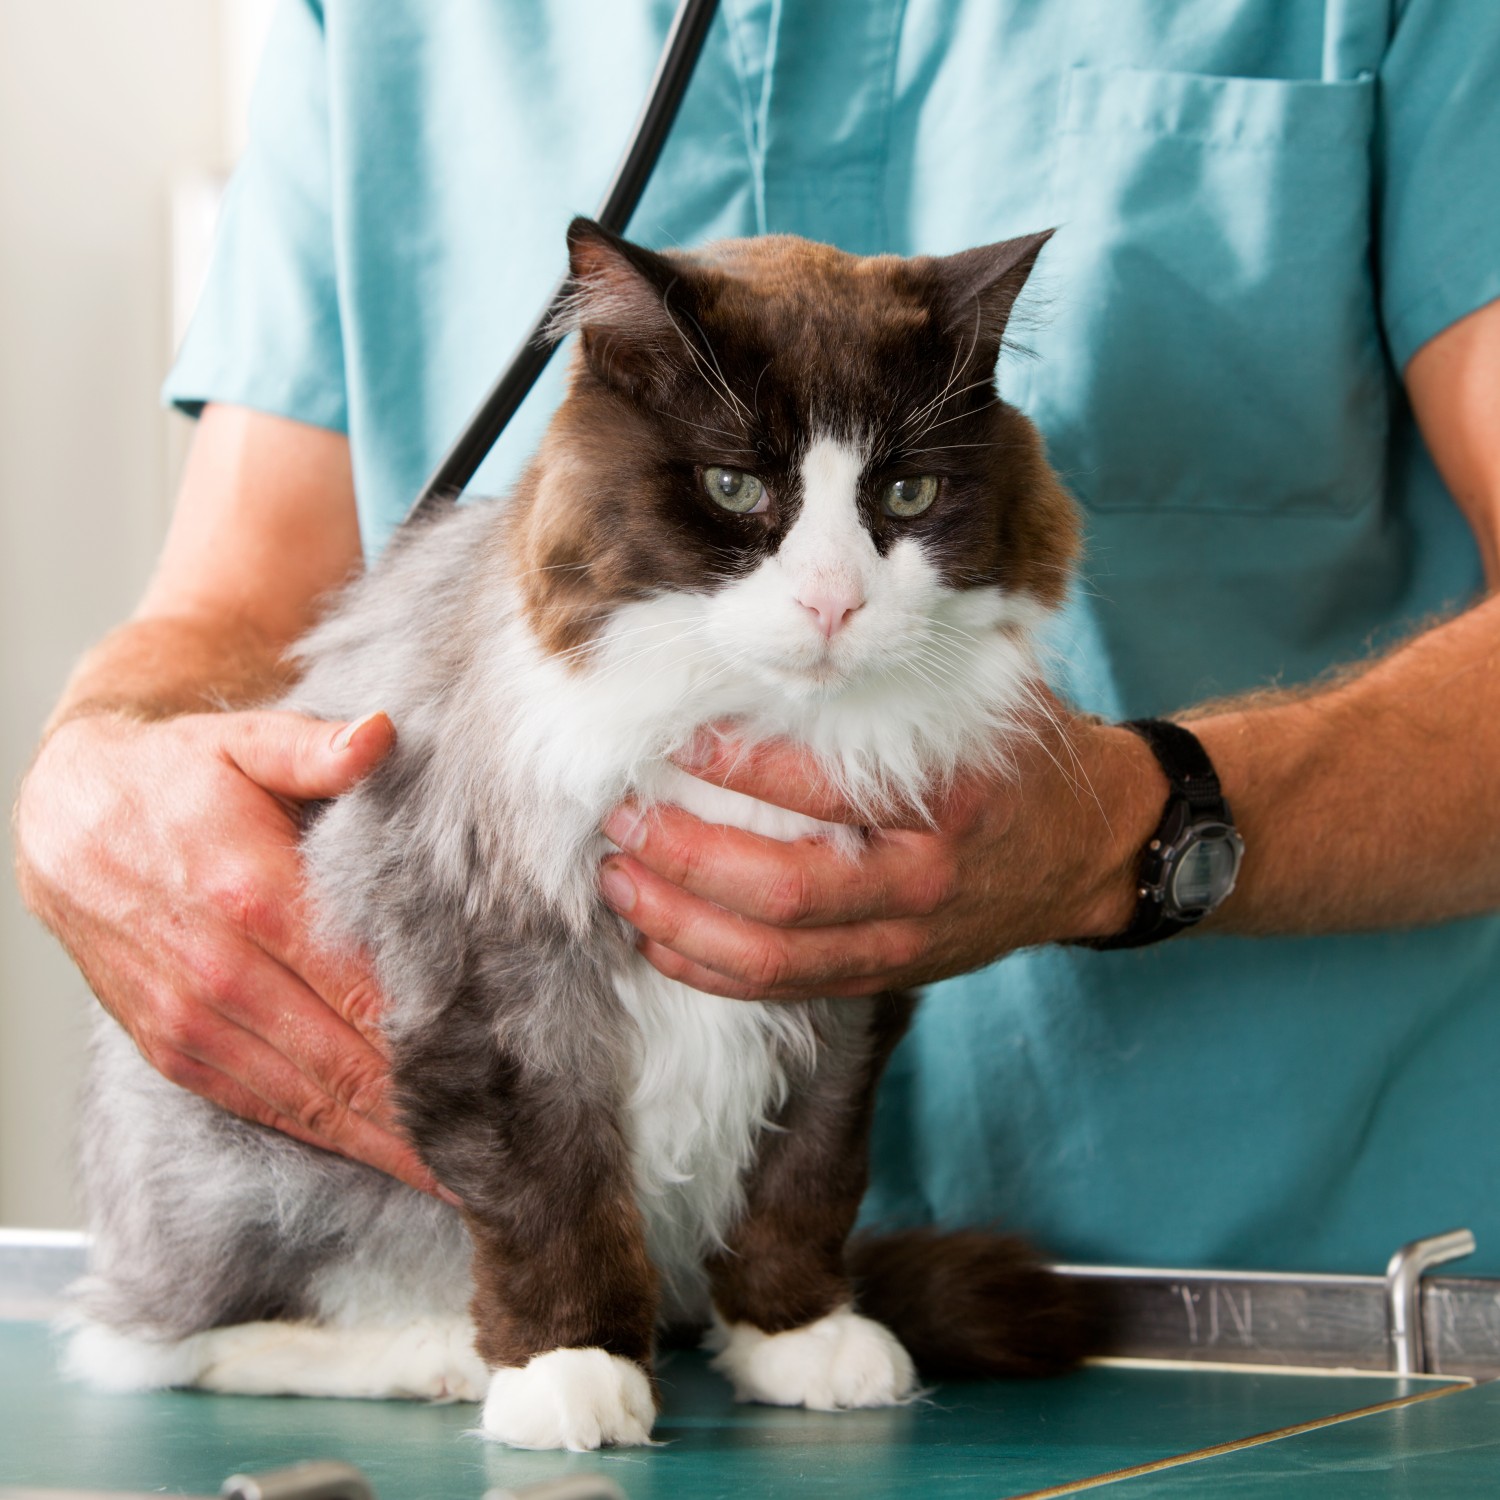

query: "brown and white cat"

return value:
[70, 220, 1089, 1450]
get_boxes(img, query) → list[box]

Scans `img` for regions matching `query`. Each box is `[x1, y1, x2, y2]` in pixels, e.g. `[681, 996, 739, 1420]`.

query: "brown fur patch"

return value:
[389, 924, 660, 1373]
[464, 1202, 657, 1372]
[847, 1228, 1107, 1378]
[706, 992, 916, 1333]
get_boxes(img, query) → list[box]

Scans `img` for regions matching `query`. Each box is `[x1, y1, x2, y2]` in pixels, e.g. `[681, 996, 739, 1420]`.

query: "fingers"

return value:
[218, 709, 396, 803]
[604, 802, 952, 927]
[200, 947, 400, 1129]
[199, 717, 394, 1050]
[21, 707, 446, 1197]
[141, 949, 445, 1199]
[674, 732, 932, 829]
[635, 940, 888, 1002]
[156, 1033, 442, 1198]
[240, 870, 392, 1052]
[600, 852, 928, 1000]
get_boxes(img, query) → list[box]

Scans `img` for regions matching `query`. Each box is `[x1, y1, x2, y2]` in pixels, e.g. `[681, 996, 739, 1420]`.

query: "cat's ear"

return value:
[555, 218, 695, 393]
[929, 228, 1054, 360]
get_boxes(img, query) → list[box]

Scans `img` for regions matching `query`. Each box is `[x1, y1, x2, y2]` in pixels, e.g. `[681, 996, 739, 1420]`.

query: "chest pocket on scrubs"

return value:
[1028, 66, 1382, 516]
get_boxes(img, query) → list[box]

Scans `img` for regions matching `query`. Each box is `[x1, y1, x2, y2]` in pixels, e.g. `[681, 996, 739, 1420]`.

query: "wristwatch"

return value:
[1083, 718, 1245, 951]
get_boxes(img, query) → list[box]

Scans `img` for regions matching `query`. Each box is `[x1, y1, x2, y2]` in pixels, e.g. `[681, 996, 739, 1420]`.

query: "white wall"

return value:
[0, 0, 273, 1227]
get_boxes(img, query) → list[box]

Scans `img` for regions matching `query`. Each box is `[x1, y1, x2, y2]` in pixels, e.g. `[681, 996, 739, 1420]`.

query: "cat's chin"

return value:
[748, 654, 868, 700]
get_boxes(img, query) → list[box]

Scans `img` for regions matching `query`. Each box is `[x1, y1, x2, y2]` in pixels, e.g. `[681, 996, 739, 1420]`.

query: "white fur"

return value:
[780, 436, 876, 629]
[613, 960, 815, 1321]
[481, 1347, 656, 1450]
[708, 1305, 920, 1410]
[470, 466, 1046, 938]
[66, 1315, 487, 1400]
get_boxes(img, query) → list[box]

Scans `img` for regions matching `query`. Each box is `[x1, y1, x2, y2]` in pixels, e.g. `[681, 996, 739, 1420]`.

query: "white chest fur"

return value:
[612, 767, 823, 1319]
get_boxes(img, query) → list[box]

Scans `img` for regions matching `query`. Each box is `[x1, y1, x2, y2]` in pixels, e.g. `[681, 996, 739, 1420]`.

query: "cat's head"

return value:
[508, 220, 1077, 724]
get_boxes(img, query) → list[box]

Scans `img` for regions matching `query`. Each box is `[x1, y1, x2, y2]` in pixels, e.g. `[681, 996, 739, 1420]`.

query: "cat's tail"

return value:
[846, 1228, 1106, 1378]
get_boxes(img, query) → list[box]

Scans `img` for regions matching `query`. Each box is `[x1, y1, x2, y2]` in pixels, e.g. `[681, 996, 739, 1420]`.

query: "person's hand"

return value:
[14, 707, 449, 1199]
[599, 702, 1166, 1000]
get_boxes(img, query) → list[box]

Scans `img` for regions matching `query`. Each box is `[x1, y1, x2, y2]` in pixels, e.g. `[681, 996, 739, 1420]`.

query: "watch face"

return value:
[1167, 825, 1244, 916]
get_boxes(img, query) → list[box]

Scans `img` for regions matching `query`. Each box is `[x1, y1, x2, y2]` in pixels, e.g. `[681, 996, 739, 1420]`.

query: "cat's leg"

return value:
[706, 991, 921, 1411]
[73, 1018, 486, 1401]
[396, 972, 660, 1451]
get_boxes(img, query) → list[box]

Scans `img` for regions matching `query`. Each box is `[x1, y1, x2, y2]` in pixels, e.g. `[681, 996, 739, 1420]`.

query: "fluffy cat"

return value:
[70, 220, 1090, 1450]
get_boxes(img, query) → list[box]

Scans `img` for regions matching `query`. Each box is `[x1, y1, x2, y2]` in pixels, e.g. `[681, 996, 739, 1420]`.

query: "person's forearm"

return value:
[45, 405, 362, 738]
[1185, 591, 1500, 935]
[46, 612, 293, 734]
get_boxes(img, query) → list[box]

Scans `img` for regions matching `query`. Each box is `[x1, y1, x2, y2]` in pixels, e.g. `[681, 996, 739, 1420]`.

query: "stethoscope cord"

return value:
[405, 0, 721, 525]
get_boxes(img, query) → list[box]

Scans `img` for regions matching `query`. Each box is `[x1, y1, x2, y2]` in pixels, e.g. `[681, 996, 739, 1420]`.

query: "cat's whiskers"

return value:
[550, 613, 715, 671]
[902, 384, 997, 442]
[587, 629, 722, 681]
[900, 306, 986, 438]
[660, 280, 754, 426]
[902, 441, 996, 457]
[751, 360, 771, 421]
[925, 617, 985, 648]
[900, 321, 973, 437]
[503, 559, 595, 585]
[900, 642, 972, 699]
[656, 407, 755, 452]
[1006, 677, 1109, 824]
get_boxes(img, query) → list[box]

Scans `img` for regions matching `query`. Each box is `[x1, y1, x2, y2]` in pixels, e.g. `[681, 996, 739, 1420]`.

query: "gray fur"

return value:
[78, 497, 644, 1343]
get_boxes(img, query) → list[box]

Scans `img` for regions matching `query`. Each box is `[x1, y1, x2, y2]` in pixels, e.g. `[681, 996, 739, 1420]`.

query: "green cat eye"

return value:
[882, 475, 939, 517]
[703, 467, 767, 514]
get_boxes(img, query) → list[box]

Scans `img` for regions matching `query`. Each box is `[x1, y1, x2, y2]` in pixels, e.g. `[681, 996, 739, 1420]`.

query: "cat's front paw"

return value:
[709, 1305, 920, 1410]
[480, 1347, 656, 1450]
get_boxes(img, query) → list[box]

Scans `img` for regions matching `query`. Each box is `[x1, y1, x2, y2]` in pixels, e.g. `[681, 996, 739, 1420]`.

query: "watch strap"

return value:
[1124, 717, 1229, 819]
[1079, 718, 1236, 952]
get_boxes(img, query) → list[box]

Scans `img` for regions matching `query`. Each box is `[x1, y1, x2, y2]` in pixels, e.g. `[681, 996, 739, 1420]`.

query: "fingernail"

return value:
[600, 863, 638, 914]
[603, 807, 648, 852]
[332, 711, 384, 753]
[435, 1184, 463, 1209]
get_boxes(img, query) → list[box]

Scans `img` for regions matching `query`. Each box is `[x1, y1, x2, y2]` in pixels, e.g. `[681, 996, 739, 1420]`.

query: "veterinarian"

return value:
[16, 1, 1500, 1275]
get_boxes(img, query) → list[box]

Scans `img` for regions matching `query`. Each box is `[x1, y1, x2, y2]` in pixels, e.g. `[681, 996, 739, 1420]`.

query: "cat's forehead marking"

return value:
[781, 436, 875, 578]
[693, 239, 933, 365]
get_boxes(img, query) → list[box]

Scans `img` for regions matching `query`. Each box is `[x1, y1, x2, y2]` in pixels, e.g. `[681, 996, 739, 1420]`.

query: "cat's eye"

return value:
[881, 475, 939, 518]
[703, 467, 767, 515]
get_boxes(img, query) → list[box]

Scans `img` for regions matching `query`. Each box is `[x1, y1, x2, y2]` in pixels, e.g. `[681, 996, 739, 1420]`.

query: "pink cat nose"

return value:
[797, 587, 865, 639]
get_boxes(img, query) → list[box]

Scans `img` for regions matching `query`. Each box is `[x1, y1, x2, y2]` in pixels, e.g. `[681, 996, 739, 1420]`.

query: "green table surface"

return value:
[1108, 1378, 1500, 1498]
[0, 1320, 1484, 1499]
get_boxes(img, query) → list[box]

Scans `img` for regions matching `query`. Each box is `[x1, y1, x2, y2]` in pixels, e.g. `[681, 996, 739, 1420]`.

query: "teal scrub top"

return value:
[166, 0, 1500, 1276]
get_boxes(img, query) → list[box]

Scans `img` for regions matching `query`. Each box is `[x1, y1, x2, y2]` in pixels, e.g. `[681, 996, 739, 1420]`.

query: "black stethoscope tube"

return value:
[405, 0, 721, 524]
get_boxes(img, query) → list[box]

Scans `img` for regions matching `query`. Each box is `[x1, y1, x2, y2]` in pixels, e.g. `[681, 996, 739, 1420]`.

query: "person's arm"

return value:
[595, 298, 1500, 999]
[46, 402, 360, 724]
[14, 404, 444, 1196]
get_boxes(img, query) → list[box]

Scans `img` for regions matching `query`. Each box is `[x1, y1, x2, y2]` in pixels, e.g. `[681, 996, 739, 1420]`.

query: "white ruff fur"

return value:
[493, 434, 1046, 930]
[613, 949, 815, 1318]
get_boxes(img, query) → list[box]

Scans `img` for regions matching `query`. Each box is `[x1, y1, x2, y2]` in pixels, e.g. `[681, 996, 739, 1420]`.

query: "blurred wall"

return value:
[0, 0, 275, 1227]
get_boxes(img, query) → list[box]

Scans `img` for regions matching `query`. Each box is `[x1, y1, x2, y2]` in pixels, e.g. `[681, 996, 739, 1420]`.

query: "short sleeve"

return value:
[163, 0, 346, 430]
[1378, 0, 1500, 371]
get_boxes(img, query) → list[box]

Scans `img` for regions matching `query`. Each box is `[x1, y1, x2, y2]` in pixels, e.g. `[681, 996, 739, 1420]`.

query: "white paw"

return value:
[64, 1319, 201, 1392]
[708, 1305, 920, 1410]
[480, 1347, 657, 1450]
